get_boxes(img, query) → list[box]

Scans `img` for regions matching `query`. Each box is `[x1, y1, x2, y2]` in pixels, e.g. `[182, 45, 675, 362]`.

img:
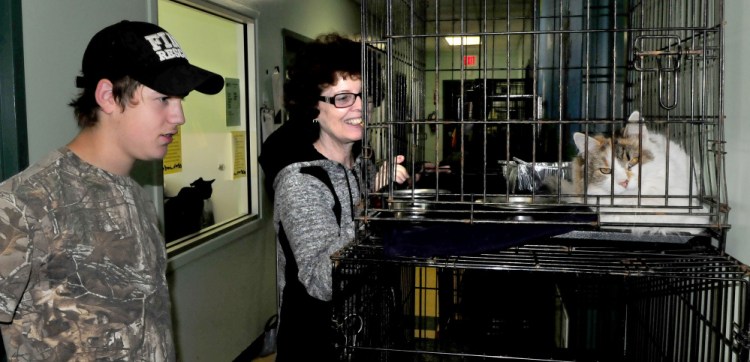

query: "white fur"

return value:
[574, 111, 710, 235]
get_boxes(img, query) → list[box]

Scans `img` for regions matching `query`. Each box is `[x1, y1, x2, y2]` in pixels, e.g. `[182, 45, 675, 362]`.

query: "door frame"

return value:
[0, 0, 29, 181]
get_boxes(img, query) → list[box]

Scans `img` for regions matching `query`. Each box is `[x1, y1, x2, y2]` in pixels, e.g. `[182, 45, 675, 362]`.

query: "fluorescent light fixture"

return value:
[445, 36, 481, 46]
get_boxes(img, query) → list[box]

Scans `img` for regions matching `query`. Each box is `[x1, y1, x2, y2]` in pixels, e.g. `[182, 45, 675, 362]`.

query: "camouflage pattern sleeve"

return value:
[0, 191, 33, 323]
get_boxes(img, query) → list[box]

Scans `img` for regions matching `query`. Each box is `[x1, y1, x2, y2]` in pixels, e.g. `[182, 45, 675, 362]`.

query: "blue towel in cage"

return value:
[381, 214, 594, 258]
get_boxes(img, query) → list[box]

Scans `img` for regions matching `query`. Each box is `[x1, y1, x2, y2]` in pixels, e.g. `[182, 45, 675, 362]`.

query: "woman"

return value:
[258, 33, 408, 360]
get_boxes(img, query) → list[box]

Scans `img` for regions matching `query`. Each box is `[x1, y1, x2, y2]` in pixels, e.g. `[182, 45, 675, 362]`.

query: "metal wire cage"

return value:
[358, 0, 729, 246]
[332, 241, 750, 361]
[339, 0, 745, 360]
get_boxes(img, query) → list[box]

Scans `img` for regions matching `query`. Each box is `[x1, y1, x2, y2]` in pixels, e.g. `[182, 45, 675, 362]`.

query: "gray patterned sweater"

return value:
[259, 123, 364, 304]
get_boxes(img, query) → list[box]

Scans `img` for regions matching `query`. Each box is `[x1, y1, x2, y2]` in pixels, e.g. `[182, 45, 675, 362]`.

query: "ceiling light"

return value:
[444, 36, 481, 46]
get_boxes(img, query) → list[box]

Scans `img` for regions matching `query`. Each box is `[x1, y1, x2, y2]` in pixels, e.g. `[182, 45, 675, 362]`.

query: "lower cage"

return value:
[332, 240, 750, 361]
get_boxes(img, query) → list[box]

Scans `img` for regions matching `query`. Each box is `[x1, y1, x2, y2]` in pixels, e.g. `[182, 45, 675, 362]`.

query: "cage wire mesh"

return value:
[338, 0, 746, 360]
[332, 241, 750, 361]
[359, 0, 730, 246]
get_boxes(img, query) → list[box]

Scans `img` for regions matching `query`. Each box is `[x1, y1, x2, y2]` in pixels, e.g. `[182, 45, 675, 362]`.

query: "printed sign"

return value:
[232, 131, 247, 179]
[163, 131, 182, 174]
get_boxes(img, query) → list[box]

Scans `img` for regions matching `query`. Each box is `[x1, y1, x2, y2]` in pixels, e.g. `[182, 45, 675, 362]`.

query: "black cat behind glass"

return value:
[164, 177, 215, 242]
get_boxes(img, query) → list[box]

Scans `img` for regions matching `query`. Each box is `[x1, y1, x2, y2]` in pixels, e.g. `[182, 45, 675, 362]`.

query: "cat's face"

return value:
[572, 111, 656, 196]
[573, 133, 651, 196]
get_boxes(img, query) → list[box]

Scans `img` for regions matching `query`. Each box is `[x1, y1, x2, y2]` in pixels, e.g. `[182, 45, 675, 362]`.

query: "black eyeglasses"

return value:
[319, 92, 363, 108]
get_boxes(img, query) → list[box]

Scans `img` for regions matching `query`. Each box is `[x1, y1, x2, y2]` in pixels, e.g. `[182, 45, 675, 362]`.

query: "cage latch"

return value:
[333, 313, 363, 361]
[633, 35, 700, 110]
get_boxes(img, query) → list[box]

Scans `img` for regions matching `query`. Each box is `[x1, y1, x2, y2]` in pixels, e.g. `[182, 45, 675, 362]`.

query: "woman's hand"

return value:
[375, 155, 410, 191]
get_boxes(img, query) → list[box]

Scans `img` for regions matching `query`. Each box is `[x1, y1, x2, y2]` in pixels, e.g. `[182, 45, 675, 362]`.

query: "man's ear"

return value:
[94, 79, 117, 114]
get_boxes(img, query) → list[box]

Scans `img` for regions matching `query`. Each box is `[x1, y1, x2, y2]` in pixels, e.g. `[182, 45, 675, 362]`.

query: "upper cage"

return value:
[358, 0, 729, 249]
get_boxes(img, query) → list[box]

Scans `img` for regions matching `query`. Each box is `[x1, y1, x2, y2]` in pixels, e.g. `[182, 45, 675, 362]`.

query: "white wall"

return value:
[723, 3, 750, 264]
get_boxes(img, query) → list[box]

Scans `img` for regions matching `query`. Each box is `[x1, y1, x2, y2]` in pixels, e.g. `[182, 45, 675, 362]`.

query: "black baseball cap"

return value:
[76, 20, 224, 96]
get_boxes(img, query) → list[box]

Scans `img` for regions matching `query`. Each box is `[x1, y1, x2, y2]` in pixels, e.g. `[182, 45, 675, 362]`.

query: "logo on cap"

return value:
[144, 32, 187, 62]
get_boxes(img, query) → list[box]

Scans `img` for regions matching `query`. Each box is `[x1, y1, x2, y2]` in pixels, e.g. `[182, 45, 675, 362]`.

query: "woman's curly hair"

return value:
[283, 33, 382, 145]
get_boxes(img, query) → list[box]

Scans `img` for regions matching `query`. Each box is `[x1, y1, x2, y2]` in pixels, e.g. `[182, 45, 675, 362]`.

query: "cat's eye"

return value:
[599, 168, 612, 174]
[628, 157, 639, 169]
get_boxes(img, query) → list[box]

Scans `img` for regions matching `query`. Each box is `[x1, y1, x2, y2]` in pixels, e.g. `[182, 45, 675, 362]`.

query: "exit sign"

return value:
[464, 55, 477, 66]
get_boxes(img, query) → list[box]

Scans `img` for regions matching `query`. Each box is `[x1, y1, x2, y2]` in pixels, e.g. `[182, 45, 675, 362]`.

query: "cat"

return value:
[164, 177, 216, 242]
[550, 111, 710, 235]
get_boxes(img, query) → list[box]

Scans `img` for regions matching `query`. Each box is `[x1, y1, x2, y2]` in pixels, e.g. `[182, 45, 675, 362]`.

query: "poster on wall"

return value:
[226, 78, 240, 127]
[163, 131, 183, 174]
[231, 131, 247, 179]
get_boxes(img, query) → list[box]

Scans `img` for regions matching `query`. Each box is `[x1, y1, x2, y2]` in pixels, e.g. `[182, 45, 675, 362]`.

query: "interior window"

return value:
[158, 0, 257, 246]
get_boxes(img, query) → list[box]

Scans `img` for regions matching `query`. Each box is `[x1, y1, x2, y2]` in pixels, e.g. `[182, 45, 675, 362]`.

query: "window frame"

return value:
[158, 0, 261, 256]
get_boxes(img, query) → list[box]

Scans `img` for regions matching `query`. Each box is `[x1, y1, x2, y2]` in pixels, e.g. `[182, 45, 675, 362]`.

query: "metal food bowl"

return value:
[388, 189, 451, 219]
[499, 160, 571, 193]
[475, 195, 558, 211]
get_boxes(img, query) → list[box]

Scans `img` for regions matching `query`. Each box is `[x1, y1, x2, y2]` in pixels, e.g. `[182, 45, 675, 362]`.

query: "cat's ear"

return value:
[208, 179, 215, 184]
[573, 132, 600, 155]
[627, 111, 641, 123]
[624, 111, 649, 139]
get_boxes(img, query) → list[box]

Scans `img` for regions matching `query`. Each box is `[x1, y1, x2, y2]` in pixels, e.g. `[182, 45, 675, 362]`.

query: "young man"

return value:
[0, 20, 223, 361]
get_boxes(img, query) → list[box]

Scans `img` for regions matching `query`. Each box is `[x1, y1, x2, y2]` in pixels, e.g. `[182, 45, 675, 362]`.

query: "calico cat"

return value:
[164, 177, 216, 242]
[555, 111, 710, 235]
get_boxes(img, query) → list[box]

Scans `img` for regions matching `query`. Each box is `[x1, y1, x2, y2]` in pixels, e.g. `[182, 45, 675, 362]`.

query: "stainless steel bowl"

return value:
[498, 160, 571, 193]
[391, 188, 451, 199]
[388, 189, 451, 219]
[476, 195, 557, 210]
